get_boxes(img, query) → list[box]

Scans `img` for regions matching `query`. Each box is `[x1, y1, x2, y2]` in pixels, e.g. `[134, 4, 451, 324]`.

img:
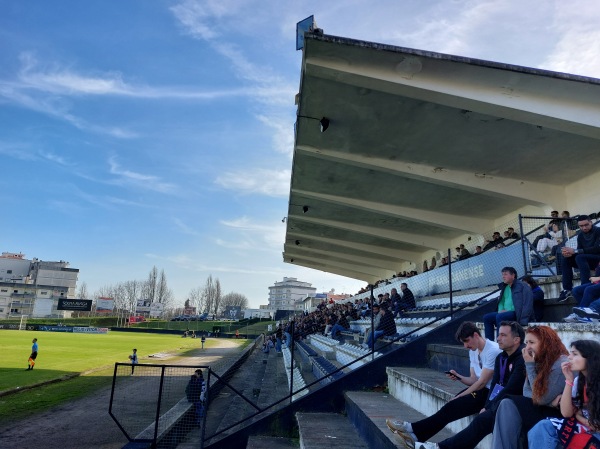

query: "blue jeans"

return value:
[330, 323, 345, 338]
[572, 282, 600, 308]
[366, 330, 384, 349]
[562, 253, 600, 290]
[284, 332, 292, 347]
[483, 311, 516, 341]
[527, 419, 559, 449]
[275, 337, 282, 352]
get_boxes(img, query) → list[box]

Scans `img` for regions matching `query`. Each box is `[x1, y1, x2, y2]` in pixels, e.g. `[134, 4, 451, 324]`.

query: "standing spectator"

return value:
[483, 267, 534, 341]
[430, 257, 437, 270]
[201, 335, 206, 349]
[27, 338, 38, 370]
[558, 215, 600, 302]
[400, 283, 416, 311]
[186, 369, 207, 425]
[522, 276, 545, 322]
[129, 348, 138, 375]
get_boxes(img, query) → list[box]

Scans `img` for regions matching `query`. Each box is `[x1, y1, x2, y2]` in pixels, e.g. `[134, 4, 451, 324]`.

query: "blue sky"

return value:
[1, 0, 599, 308]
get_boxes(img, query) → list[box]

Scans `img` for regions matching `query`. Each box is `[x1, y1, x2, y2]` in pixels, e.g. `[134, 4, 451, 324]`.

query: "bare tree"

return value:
[219, 292, 249, 315]
[204, 275, 215, 315]
[122, 280, 140, 314]
[188, 286, 205, 313]
[144, 266, 158, 303]
[213, 278, 222, 316]
[77, 281, 89, 299]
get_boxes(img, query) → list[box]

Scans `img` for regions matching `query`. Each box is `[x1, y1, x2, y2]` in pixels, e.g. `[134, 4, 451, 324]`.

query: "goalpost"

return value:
[19, 315, 28, 330]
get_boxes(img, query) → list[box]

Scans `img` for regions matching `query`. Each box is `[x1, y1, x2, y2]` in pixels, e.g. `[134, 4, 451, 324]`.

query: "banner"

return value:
[58, 298, 92, 311]
[73, 327, 108, 334]
[149, 302, 164, 318]
[32, 298, 54, 317]
[96, 297, 114, 314]
[135, 299, 151, 313]
[225, 306, 242, 320]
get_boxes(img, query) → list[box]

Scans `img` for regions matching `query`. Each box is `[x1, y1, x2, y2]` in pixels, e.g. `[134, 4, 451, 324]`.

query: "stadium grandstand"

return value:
[111, 24, 600, 449]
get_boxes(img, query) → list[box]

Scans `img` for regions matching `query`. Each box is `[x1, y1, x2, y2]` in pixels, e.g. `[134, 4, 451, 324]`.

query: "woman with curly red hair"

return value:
[491, 325, 569, 448]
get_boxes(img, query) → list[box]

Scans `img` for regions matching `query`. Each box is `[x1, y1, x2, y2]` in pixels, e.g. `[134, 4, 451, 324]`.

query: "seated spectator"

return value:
[387, 321, 516, 449]
[535, 222, 562, 254]
[521, 275, 545, 321]
[329, 310, 349, 339]
[423, 259, 429, 272]
[563, 262, 600, 323]
[483, 267, 534, 341]
[400, 282, 416, 312]
[527, 340, 600, 449]
[362, 302, 396, 350]
[474, 245, 483, 256]
[506, 227, 520, 240]
[458, 244, 471, 260]
[490, 326, 567, 449]
[430, 256, 437, 270]
[483, 232, 504, 251]
[557, 215, 600, 302]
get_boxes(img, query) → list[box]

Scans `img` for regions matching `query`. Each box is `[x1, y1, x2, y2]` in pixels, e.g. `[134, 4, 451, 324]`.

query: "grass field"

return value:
[0, 330, 219, 392]
[0, 329, 245, 426]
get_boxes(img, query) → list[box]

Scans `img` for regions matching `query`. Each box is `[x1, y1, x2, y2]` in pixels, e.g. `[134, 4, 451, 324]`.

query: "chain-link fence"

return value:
[110, 363, 210, 448]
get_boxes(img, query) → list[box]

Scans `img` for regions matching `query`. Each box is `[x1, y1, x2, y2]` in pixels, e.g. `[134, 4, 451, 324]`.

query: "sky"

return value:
[1, 0, 599, 309]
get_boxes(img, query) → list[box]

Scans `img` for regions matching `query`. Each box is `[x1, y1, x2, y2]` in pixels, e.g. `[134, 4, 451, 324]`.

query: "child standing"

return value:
[129, 348, 138, 375]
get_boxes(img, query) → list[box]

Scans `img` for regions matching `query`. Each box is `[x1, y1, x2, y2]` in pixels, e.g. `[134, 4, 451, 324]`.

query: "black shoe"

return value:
[558, 290, 573, 303]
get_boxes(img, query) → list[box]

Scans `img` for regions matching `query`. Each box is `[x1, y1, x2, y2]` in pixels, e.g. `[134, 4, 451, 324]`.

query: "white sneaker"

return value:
[386, 419, 416, 448]
[415, 443, 439, 449]
[563, 313, 579, 323]
[573, 307, 600, 319]
[415, 442, 440, 449]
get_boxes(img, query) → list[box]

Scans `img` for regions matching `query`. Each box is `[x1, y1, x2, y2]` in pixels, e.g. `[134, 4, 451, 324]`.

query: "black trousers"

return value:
[412, 388, 488, 442]
[438, 408, 495, 449]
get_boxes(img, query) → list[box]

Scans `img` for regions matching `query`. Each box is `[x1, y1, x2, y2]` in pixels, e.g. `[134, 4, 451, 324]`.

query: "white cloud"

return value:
[219, 216, 286, 251]
[256, 114, 295, 157]
[108, 157, 176, 193]
[39, 151, 72, 166]
[173, 218, 200, 236]
[215, 168, 290, 197]
[0, 141, 37, 161]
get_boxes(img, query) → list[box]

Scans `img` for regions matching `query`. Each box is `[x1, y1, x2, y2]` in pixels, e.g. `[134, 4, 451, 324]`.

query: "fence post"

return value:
[518, 214, 529, 275]
[153, 365, 167, 446]
[200, 369, 211, 449]
[448, 248, 453, 319]
[369, 284, 374, 353]
[289, 320, 295, 404]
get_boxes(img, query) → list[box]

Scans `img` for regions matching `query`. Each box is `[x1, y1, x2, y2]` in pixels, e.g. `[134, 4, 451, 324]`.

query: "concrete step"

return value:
[246, 435, 299, 449]
[385, 367, 491, 449]
[296, 412, 369, 449]
[344, 391, 455, 449]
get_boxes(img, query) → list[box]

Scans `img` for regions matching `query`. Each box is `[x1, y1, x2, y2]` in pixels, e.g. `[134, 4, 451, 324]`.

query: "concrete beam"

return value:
[284, 257, 377, 283]
[283, 244, 401, 272]
[284, 251, 391, 279]
[290, 215, 448, 250]
[296, 146, 565, 206]
[292, 189, 493, 234]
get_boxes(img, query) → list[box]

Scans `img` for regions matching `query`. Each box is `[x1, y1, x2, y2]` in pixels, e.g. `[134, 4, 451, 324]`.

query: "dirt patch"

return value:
[0, 339, 244, 449]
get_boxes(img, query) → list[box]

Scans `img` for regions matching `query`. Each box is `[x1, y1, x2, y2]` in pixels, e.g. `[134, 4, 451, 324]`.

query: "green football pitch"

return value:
[0, 330, 216, 392]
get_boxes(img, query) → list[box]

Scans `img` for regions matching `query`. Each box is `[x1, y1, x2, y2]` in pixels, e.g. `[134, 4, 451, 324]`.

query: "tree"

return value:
[144, 266, 158, 303]
[219, 292, 249, 315]
[213, 278, 222, 316]
[188, 286, 205, 313]
[77, 281, 89, 299]
[204, 275, 215, 315]
[122, 280, 140, 314]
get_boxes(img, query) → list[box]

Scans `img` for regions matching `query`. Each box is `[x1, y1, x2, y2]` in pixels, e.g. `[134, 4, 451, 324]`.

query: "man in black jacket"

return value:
[399, 321, 526, 449]
[363, 303, 396, 350]
[558, 215, 600, 301]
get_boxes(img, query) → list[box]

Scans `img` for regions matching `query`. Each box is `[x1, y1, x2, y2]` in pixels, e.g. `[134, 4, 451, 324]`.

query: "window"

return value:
[41, 291, 47, 295]
[13, 290, 18, 293]
[7, 270, 12, 274]
[0, 289, 7, 292]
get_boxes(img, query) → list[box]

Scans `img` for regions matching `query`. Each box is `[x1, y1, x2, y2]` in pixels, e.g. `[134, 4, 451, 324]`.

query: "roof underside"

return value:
[284, 33, 600, 283]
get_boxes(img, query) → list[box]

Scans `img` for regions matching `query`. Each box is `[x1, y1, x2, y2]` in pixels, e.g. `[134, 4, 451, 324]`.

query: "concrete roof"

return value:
[284, 32, 600, 283]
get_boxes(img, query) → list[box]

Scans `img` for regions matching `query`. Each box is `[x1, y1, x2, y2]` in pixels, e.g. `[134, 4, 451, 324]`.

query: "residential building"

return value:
[267, 277, 316, 310]
[0, 252, 79, 319]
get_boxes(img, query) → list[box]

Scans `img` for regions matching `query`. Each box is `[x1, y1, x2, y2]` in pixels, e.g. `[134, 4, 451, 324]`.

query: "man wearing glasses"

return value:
[558, 215, 600, 302]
